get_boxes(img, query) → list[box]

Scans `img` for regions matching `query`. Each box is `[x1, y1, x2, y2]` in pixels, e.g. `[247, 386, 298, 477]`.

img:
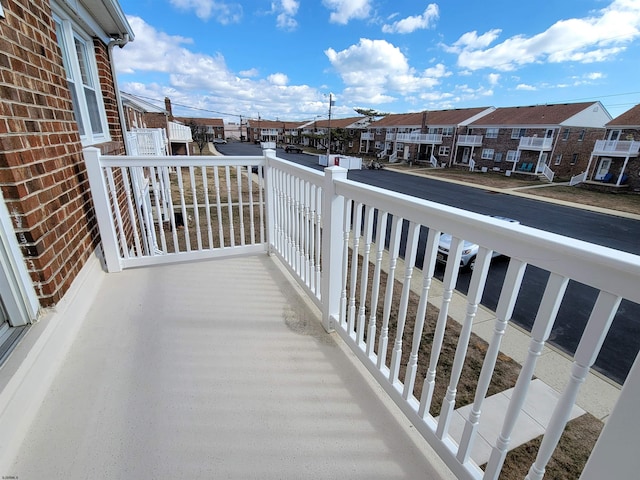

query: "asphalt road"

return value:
[218, 142, 640, 384]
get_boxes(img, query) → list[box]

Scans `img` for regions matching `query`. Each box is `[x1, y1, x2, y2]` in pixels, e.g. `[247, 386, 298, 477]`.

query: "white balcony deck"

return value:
[6, 255, 451, 479]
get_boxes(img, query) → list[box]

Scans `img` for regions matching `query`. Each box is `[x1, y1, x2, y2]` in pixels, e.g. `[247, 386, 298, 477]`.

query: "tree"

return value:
[187, 120, 208, 154]
[353, 108, 389, 120]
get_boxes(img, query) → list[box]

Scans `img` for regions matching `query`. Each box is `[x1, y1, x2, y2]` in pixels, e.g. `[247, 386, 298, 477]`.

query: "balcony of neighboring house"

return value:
[127, 128, 169, 156]
[168, 121, 193, 143]
[518, 136, 553, 151]
[457, 134, 483, 147]
[385, 132, 396, 141]
[361, 132, 374, 141]
[590, 139, 640, 157]
[2, 148, 640, 479]
[396, 132, 443, 144]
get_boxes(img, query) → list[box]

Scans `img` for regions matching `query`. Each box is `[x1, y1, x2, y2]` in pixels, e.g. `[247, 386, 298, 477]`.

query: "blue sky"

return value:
[113, 0, 640, 123]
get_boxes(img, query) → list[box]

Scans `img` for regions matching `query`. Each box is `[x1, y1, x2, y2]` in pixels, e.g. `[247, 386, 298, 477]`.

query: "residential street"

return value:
[217, 143, 640, 384]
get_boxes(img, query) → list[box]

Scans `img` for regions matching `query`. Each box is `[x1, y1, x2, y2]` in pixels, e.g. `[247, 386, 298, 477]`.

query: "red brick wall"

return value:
[0, 0, 124, 306]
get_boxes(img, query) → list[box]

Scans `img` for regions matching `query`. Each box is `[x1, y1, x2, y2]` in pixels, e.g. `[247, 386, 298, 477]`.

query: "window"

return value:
[609, 130, 621, 141]
[348, 141, 353, 148]
[571, 154, 578, 165]
[54, 16, 109, 145]
[442, 127, 453, 136]
[481, 148, 494, 160]
[562, 128, 570, 140]
[578, 130, 585, 141]
[486, 128, 499, 138]
[554, 154, 562, 165]
[494, 152, 503, 162]
[506, 150, 521, 162]
[438, 146, 450, 156]
[511, 128, 527, 139]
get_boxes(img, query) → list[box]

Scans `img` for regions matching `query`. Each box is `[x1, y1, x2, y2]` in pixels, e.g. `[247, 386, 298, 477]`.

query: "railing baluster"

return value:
[437, 246, 493, 439]
[457, 258, 527, 464]
[339, 198, 353, 328]
[302, 181, 311, 286]
[389, 221, 420, 384]
[526, 291, 621, 480]
[176, 166, 191, 252]
[104, 167, 129, 259]
[484, 272, 569, 479]
[189, 166, 202, 251]
[236, 166, 245, 246]
[348, 202, 364, 336]
[419, 235, 464, 416]
[213, 165, 224, 248]
[246, 165, 255, 245]
[119, 166, 143, 256]
[225, 166, 235, 247]
[149, 166, 168, 253]
[201, 166, 213, 249]
[308, 184, 316, 292]
[366, 211, 387, 359]
[165, 165, 180, 253]
[257, 165, 265, 245]
[314, 186, 322, 298]
[377, 214, 403, 370]
[294, 176, 301, 274]
[403, 227, 439, 400]
[356, 205, 375, 348]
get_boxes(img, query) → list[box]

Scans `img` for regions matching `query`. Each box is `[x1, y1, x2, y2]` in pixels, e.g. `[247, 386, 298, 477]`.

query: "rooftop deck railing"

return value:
[591, 139, 640, 156]
[84, 147, 640, 480]
[518, 137, 553, 150]
[396, 132, 443, 144]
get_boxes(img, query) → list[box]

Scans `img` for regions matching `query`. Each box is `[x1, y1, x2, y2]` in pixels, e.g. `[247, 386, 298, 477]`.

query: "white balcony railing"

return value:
[127, 128, 168, 156]
[542, 164, 555, 182]
[591, 139, 640, 156]
[83, 147, 640, 480]
[457, 135, 483, 147]
[168, 121, 193, 143]
[396, 133, 443, 144]
[570, 171, 587, 186]
[361, 132, 374, 141]
[385, 133, 396, 141]
[518, 137, 553, 150]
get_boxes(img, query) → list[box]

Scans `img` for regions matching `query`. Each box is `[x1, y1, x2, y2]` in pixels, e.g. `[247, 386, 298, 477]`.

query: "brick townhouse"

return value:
[585, 103, 640, 192]
[462, 102, 610, 178]
[0, 0, 133, 350]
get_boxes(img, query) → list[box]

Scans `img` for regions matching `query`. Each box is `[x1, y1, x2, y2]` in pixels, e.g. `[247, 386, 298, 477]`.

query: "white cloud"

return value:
[445, 0, 640, 71]
[516, 84, 537, 91]
[323, 0, 371, 25]
[114, 16, 324, 120]
[169, 0, 242, 23]
[325, 38, 450, 104]
[382, 4, 439, 34]
[271, 0, 299, 30]
[487, 73, 500, 86]
[268, 73, 289, 85]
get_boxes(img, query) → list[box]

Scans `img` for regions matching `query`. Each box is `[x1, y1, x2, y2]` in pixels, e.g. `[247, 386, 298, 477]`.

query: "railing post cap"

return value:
[324, 165, 348, 178]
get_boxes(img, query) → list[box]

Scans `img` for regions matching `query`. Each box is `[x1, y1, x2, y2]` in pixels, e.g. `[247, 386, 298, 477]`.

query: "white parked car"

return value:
[437, 216, 520, 271]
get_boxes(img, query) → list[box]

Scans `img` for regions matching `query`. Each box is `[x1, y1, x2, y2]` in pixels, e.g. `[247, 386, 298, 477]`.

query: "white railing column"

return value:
[83, 148, 122, 273]
[320, 166, 348, 332]
[264, 149, 277, 255]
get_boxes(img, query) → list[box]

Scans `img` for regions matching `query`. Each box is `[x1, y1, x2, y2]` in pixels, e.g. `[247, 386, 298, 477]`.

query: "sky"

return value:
[113, 0, 640, 124]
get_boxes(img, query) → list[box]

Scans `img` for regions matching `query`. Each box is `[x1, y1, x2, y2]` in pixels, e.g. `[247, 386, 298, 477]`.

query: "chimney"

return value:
[164, 97, 173, 121]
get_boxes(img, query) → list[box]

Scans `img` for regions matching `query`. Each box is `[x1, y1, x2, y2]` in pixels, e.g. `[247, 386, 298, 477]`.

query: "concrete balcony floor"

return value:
[8, 255, 452, 479]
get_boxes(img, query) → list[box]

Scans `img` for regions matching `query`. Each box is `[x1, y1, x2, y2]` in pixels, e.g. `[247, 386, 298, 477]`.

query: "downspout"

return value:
[108, 34, 131, 154]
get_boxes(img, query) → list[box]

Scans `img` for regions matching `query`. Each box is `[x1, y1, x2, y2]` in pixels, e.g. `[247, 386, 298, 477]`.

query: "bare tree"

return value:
[188, 120, 208, 154]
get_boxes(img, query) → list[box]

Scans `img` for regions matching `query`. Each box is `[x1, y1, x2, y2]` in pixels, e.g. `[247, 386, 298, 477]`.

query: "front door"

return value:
[461, 147, 470, 164]
[595, 158, 612, 180]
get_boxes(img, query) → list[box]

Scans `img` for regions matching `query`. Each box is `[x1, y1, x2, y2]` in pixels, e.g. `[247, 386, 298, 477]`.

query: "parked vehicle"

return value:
[284, 145, 303, 153]
[437, 216, 520, 271]
[213, 138, 227, 144]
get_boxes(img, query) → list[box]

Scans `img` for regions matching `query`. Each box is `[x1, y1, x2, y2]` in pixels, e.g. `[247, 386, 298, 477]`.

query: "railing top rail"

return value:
[333, 176, 640, 303]
[96, 153, 265, 167]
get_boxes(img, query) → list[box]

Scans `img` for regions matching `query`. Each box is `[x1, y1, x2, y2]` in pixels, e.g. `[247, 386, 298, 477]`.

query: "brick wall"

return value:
[0, 0, 124, 307]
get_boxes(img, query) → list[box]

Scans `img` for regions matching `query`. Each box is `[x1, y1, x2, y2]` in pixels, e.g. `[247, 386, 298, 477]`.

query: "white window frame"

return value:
[53, 12, 110, 146]
[486, 128, 499, 138]
[511, 128, 526, 139]
[506, 150, 521, 162]
[481, 148, 494, 160]
[438, 146, 450, 156]
[554, 154, 563, 165]
[442, 127, 453, 137]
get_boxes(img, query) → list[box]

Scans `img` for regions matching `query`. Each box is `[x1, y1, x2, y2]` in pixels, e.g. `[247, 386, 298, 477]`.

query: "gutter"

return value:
[107, 34, 131, 155]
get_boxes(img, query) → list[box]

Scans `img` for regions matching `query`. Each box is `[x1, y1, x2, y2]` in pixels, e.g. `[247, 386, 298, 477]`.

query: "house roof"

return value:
[120, 92, 167, 114]
[77, 0, 135, 41]
[314, 116, 368, 129]
[176, 117, 225, 128]
[424, 107, 494, 126]
[469, 102, 600, 127]
[370, 112, 424, 128]
[606, 104, 640, 128]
